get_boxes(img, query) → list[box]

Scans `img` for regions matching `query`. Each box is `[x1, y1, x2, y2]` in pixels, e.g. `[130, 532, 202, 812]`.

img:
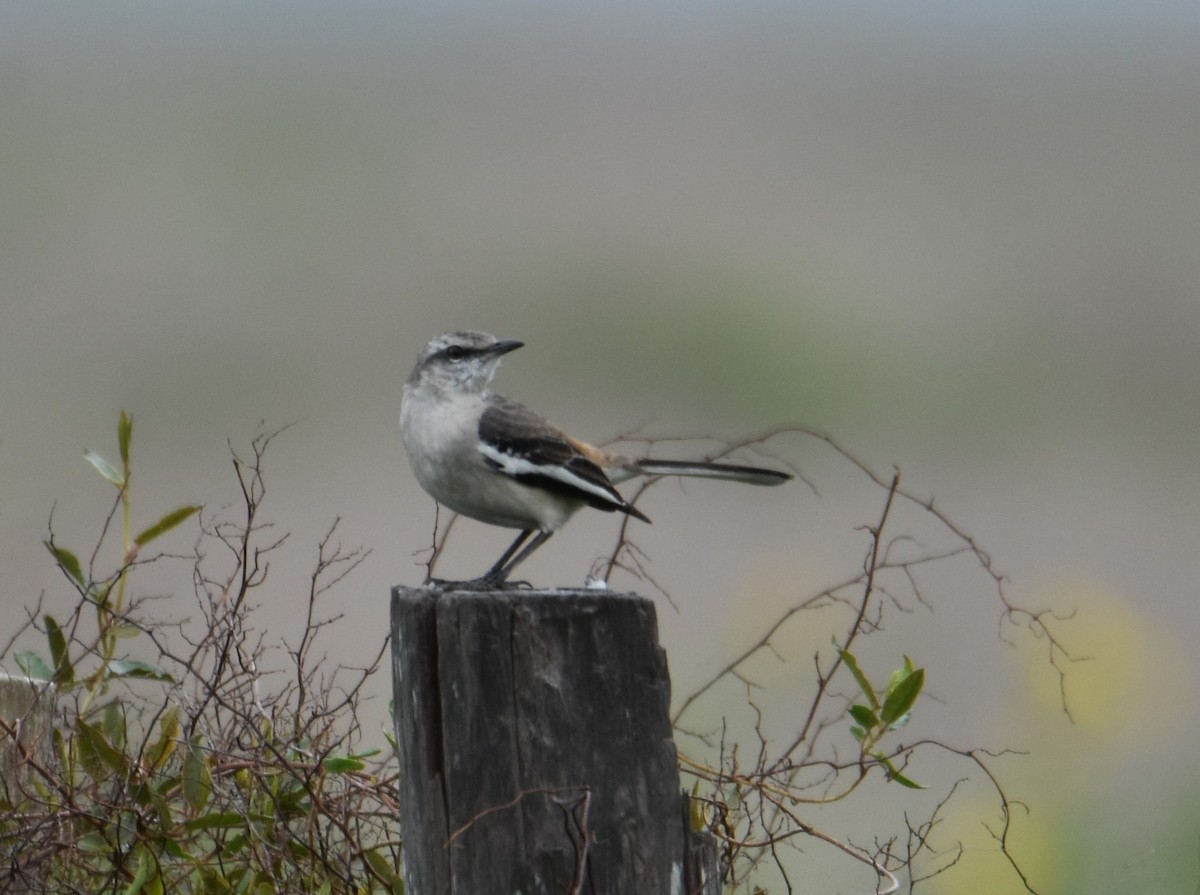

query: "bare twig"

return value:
[423, 423, 1060, 895]
[3, 423, 399, 894]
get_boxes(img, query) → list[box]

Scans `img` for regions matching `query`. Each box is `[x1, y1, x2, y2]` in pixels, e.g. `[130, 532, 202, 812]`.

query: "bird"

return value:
[400, 330, 792, 587]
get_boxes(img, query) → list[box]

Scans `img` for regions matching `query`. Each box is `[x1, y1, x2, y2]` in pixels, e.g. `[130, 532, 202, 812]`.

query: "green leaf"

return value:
[102, 701, 128, 751]
[92, 582, 112, 609]
[218, 832, 248, 856]
[322, 756, 366, 774]
[887, 710, 913, 731]
[885, 655, 916, 694]
[147, 705, 180, 771]
[45, 542, 86, 588]
[118, 411, 133, 467]
[161, 838, 188, 860]
[364, 848, 405, 892]
[121, 846, 154, 895]
[77, 832, 112, 854]
[134, 505, 202, 548]
[76, 718, 129, 778]
[287, 839, 313, 858]
[848, 703, 878, 731]
[139, 780, 175, 830]
[44, 615, 74, 684]
[14, 651, 53, 681]
[881, 667, 925, 725]
[838, 645, 879, 711]
[106, 659, 176, 682]
[113, 810, 138, 848]
[183, 738, 212, 814]
[898, 772, 925, 788]
[85, 449, 125, 487]
[887, 767, 925, 789]
[874, 753, 926, 789]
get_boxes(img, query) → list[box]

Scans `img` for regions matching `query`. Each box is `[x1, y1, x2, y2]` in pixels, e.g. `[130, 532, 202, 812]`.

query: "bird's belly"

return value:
[420, 460, 579, 531]
[404, 435, 576, 533]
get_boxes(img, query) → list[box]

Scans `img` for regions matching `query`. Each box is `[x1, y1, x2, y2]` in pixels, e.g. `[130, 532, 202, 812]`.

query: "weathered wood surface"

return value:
[391, 586, 719, 895]
[0, 673, 55, 800]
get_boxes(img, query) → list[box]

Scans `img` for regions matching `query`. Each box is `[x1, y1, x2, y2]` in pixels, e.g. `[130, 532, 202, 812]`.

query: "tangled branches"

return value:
[595, 426, 1064, 894]
[0, 416, 399, 894]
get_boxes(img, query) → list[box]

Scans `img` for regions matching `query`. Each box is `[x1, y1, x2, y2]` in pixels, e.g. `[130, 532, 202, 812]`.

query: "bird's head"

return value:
[408, 330, 524, 394]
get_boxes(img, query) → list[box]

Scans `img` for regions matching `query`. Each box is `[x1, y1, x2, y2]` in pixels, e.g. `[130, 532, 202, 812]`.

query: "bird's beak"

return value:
[491, 339, 524, 356]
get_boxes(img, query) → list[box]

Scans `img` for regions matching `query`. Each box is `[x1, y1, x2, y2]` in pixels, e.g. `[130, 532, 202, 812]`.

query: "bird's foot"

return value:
[423, 574, 530, 591]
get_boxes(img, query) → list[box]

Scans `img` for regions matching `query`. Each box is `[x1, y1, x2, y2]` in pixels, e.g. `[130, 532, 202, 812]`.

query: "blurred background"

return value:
[2, 2, 1198, 892]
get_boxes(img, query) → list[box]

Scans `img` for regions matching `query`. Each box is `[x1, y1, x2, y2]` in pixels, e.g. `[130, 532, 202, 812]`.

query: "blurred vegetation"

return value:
[0, 413, 400, 894]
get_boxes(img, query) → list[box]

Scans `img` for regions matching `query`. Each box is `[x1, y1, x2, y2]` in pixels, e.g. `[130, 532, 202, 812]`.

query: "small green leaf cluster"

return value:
[22, 411, 199, 698]
[841, 646, 926, 789]
[1, 414, 400, 894]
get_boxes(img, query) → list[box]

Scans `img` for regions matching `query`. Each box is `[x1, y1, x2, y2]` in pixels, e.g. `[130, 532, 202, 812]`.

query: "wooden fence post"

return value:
[391, 586, 720, 895]
[0, 673, 55, 800]
[0, 673, 56, 895]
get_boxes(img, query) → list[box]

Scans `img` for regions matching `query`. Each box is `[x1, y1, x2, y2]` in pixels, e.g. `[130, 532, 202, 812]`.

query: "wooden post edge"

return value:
[390, 585, 720, 895]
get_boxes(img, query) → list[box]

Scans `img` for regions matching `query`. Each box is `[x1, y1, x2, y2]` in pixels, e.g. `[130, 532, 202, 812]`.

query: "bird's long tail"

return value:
[631, 458, 792, 486]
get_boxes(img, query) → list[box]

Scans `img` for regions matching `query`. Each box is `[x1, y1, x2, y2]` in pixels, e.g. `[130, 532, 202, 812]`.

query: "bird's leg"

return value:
[426, 530, 555, 590]
[465, 530, 554, 585]
[484, 530, 553, 587]
[475, 529, 536, 585]
[426, 530, 530, 589]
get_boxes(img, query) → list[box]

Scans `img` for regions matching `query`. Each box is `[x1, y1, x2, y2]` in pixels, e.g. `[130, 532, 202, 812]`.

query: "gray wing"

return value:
[477, 397, 650, 522]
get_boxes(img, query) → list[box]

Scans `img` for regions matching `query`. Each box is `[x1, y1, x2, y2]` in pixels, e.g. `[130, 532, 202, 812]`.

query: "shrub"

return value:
[1, 414, 400, 894]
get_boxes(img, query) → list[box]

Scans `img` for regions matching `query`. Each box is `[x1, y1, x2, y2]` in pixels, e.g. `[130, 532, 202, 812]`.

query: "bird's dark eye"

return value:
[445, 345, 467, 361]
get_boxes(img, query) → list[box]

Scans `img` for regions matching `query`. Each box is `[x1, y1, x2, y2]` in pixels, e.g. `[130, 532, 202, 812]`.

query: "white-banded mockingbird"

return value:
[401, 330, 792, 586]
